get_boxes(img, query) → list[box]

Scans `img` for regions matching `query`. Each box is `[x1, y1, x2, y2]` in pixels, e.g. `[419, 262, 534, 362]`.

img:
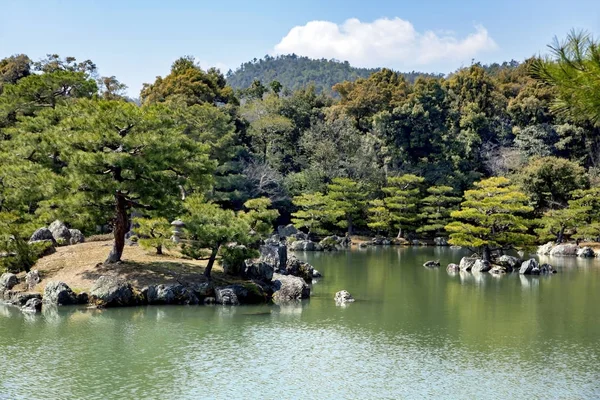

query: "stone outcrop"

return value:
[43, 281, 80, 305]
[29, 228, 55, 244]
[48, 220, 71, 243]
[539, 263, 557, 274]
[371, 237, 391, 246]
[447, 263, 460, 272]
[68, 229, 85, 245]
[25, 270, 40, 291]
[284, 256, 315, 282]
[271, 273, 310, 303]
[537, 242, 554, 255]
[319, 235, 350, 251]
[0, 273, 18, 292]
[277, 224, 298, 238]
[144, 284, 199, 305]
[577, 247, 595, 258]
[519, 259, 539, 275]
[334, 290, 355, 305]
[496, 255, 520, 270]
[289, 240, 322, 251]
[90, 276, 136, 307]
[549, 244, 579, 257]
[471, 259, 491, 273]
[21, 298, 42, 313]
[215, 283, 268, 305]
[243, 259, 274, 282]
[433, 237, 448, 246]
[459, 257, 477, 272]
[259, 241, 287, 272]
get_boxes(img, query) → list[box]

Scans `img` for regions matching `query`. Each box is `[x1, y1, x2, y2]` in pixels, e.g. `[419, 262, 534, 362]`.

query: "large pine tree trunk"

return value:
[203, 246, 220, 279]
[482, 245, 491, 263]
[347, 216, 353, 236]
[105, 193, 128, 264]
[556, 227, 565, 244]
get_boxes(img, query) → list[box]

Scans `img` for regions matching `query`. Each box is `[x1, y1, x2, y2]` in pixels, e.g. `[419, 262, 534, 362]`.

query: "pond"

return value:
[1, 247, 599, 399]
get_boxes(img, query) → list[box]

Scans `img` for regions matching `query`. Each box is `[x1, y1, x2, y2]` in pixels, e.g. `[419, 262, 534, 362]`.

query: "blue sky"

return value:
[1, 0, 598, 96]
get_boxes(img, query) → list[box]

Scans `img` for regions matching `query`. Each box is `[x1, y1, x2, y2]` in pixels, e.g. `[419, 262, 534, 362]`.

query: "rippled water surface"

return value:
[1, 247, 600, 399]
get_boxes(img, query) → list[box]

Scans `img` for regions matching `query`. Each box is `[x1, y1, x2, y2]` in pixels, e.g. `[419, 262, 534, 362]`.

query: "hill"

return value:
[226, 54, 443, 93]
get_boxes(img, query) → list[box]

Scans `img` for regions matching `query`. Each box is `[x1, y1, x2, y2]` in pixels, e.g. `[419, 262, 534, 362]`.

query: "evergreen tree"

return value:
[570, 187, 600, 240]
[417, 185, 461, 237]
[536, 207, 587, 243]
[367, 199, 393, 235]
[134, 217, 174, 255]
[326, 178, 367, 235]
[291, 192, 342, 235]
[446, 177, 535, 262]
[241, 197, 279, 239]
[182, 195, 251, 279]
[382, 174, 424, 238]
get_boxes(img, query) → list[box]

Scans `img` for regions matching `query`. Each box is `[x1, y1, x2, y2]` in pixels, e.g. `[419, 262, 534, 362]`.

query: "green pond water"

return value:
[1, 247, 600, 399]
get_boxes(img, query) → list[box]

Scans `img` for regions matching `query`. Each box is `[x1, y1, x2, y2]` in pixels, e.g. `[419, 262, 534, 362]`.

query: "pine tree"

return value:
[182, 196, 251, 279]
[382, 174, 424, 238]
[569, 187, 600, 240]
[446, 177, 535, 261]
[134, 217, 174, 255]
[367, 199, 393, 235]
[291, 192, 342, 235]
[536, 207, 587, 243]
[326, 178, 367, 235]
[417, 185, 461, 237]
[241, 197, 279, 240]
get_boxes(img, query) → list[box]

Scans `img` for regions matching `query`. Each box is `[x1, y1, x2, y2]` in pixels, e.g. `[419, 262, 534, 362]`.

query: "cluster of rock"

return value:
[273, 224, 351, 252]
[537, 242, 597, 258]
[334, 290, 354, 305]
[447, 255, 557, 275]
[29, 220, 85, 247]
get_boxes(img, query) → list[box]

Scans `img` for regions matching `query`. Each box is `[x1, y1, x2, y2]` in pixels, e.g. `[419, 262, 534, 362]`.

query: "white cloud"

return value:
[273, 18, 497, 69]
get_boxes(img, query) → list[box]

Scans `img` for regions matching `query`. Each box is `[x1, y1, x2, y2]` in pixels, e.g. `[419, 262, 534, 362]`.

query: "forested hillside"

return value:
[1, 31, 600, 272]
[226, 54, 442, 94]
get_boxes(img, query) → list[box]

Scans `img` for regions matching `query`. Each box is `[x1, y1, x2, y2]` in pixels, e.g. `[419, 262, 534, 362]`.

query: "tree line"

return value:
[0, 30, 599, 272]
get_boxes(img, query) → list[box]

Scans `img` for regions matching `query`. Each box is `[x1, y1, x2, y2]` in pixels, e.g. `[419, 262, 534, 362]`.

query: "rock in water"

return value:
[433, 237, 448, 246]
[549, 244, 579, 257]
[471, 259, 491, 273]
[259, 242, 287, 272]
[540, 263, 557, 274]
[21, 298, 42, 313]
[90, 276, 136, 307]
[215, 284, 267, 305]
[277, 224, 299, 238]
[459, 257, 477, 272]
[145, 284, 199, 305]
[29, 228, 55, 244]
[48, 220, 71, 243]
[271, 273, 310, 302]
[68, 229, 85, 245]
[334, 290, 355, 305]
[0, 273, 18, 291]
[519, 259, 539, 275]
[423, 260, 441, 268]
[577, 247, 595, 258]
[43, 281, 79, 305]
[447, 263, 460, 272]
[497, 255, 521, 270]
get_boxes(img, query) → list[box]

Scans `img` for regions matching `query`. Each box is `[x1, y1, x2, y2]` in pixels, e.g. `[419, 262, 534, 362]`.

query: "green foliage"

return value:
[417, 186, 461, 237]
[241, 197, 279, 239]
[446, 177, 535, 257]
[515, 156, 588, 211]
[291, 192, 342, 235]
[220, 245, 259, 276]
[135, 217, 174, 255]
[382, 174, 425, 237]
[326, 178, 368, 234]
[367, 199, 393, 235]
[569, 187, 600, 240]
[535, 207, 587, 243]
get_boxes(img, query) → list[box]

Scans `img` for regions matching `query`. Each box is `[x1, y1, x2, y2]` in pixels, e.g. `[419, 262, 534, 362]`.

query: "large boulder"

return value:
[259, 242, 287, 272]
[188, 282, 215, 299]
[48, 220, 71, 243]
[285, 256, 314, 282]
[537, 242, 554, 255]
[243, 259, 274, 282]
[21, 298, 43, 313]
[549, 243, 579, 257]
[29, 228, 55, 244]
[271, 273, 310, 303]
[0, 273, 18, 291]
[497, 255, 521, 271]
[577, 247, 595, 258]
[471, 259, 491, 273]
[43, 281, 79, 305]
[459, 257, 477, 272]
[289, 240, 322, 251]
[277, 224, 299, 238]
[90, 276, 136, 307]
[68, 229, 85, 245]
[334, 290, 355, 305]
[519, 259, 539, 275]
[215, 283, 267, 305]
[447, 263, 460, 272]
[433, 237, 448, 246]
[319, 235, 351, 251]
[144, 284, 198, 305]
